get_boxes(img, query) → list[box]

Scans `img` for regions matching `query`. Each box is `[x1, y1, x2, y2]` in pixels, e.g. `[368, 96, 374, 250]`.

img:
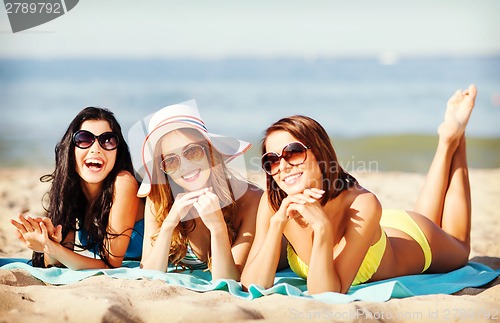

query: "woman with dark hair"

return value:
[11, 107, 144, 269]
[138, 100, 262, 281]
[241, 85, 477, 294]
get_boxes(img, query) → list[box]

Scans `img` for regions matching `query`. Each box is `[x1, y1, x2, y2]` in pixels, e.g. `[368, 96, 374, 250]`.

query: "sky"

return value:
[1, 0, 499, 59]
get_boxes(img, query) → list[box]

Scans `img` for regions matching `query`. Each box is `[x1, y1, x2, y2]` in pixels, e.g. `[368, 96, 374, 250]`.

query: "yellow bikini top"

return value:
[287, 227, 387, 286]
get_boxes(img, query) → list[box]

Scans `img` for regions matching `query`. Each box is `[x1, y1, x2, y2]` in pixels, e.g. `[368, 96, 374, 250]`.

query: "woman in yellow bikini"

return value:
[241, 85, 477, 294]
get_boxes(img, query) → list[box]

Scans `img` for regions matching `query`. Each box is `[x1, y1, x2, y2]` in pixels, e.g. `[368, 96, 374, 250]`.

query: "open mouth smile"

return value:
[84, 158, 104, 172]
[182, 169, 201, 182]
[283, 172, 302, 185]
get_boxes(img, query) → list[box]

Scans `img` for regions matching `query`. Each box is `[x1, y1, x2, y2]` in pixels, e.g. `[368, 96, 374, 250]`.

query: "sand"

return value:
[0, 167, 499, 322]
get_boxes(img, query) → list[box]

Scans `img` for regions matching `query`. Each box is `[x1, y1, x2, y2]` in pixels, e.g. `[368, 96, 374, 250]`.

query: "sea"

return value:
[0, 56, 499, 173]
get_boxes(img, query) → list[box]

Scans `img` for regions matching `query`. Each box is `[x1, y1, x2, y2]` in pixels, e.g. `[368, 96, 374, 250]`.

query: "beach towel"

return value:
[0, 259, 498, 304]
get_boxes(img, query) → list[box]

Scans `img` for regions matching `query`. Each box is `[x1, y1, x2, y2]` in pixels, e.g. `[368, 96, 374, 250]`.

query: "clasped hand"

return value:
[274, 188, 329, 230]
[163, 187, 224, 232]
[10, 213, 62, 253]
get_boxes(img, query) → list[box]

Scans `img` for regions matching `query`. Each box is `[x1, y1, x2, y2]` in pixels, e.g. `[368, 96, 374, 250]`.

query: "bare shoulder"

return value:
[348, 186, 382, 223]
[258, 190, 272, 210]
[114, 171, 139, 192]
[259, 189, 270, 204]
[234, 180, 264, 220]
[229, 177, 263, 205]
[240, 182, 264, 204]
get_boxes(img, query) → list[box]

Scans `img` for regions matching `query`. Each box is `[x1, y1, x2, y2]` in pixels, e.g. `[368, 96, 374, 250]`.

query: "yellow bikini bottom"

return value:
[287, 209, 433, 286]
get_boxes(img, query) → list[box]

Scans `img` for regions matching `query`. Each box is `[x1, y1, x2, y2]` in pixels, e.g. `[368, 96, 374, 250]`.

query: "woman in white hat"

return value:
[138, 100, 262, 281]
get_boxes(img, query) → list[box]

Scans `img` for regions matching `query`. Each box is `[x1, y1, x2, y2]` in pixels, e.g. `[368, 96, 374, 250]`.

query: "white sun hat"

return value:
[135, 99, 251, 197]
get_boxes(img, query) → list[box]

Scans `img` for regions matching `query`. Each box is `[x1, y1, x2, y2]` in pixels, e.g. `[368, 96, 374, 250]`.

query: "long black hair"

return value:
[32, 107, 134, 268]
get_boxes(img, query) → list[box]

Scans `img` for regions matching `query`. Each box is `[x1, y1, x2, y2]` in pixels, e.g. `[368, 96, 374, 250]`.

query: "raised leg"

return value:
[414, 85, 476, 238]
[440, 134, 471, 246]
[413, 132, 456, 226]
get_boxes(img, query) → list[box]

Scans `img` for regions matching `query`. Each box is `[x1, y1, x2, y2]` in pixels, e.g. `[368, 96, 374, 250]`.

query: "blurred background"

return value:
[1, 0, 499, 172]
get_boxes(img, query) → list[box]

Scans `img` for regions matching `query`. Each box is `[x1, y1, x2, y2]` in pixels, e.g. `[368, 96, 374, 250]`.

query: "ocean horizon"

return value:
[1, 57, 499, 172]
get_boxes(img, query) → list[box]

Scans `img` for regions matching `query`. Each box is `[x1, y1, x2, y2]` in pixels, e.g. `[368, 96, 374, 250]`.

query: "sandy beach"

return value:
[1, 167, 499, 322]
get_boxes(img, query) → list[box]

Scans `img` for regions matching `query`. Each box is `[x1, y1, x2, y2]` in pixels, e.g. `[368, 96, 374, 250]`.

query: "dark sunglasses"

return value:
[160, 144, 206, 174]
[261, 141, 310, 176]
[73, 130, 119, 151]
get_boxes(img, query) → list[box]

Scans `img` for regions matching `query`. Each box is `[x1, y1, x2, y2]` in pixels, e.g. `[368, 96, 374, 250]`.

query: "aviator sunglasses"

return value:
[261, 141, 311, 176]
[160, 144, 206, 174]
[73, 130, 119, 151]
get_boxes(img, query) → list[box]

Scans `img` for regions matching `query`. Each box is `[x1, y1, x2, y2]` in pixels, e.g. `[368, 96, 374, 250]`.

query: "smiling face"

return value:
[74, 120, 117, 188]
[159, 129, 211, 192]
[264, 130, 323, 195]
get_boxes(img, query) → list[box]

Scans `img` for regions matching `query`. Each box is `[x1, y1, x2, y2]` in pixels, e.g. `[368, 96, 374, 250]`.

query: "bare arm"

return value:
[240, 192, 291, 290]
[207, 220, 240, 281]
[12, 171, 140, 270]
[140, 197, 174, 271]
[103, 172, 140, 267]
[48, 171, 139, 269]
[288, 189, 382, 294]
[202, 187, 262, 281]
[42, 223, 72, 268]
[333, 192, 382, 293]
[12, 216, 102, 269]
[12, 214, 65, 267]
[286, 192, 340, 294]
[229, 187, 262, 273]
[140, 189, 208, 271]
[194, 189, 240, 281]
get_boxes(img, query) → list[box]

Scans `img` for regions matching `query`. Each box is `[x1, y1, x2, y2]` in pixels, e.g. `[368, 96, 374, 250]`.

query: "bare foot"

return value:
[439, 84, 477, 141]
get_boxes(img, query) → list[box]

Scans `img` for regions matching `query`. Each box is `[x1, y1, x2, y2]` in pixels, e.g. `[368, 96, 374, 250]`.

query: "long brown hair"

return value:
[148, 128, 236, 269]
[262, 115, 356, 212]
